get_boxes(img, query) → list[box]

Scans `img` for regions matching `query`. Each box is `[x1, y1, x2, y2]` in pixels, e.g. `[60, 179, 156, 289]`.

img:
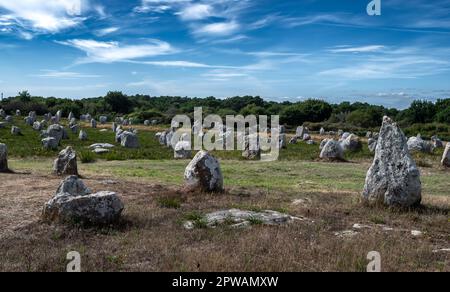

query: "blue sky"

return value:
[1, 0, 450, 108]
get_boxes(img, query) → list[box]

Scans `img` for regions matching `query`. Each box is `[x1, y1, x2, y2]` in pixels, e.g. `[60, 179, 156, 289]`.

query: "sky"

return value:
[0, 0, 450, 109]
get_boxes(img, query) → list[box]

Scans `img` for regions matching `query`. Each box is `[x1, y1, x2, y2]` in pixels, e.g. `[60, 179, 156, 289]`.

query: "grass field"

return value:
[0, 117, 448, 272]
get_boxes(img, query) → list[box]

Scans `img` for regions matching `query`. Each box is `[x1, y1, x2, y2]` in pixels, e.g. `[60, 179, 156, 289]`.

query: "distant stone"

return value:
[302, 133, 311, 141]
[289, 137, 298, 144]
[79, 130, 88, 141]
[112, 122, 118, 132]
[174, 141, 192, 159]
[407, 135, 433, 153]
[0, 109, 5, 118]
[320, 138, 330, 150]
[144, 120, 150, 126]
[278, 134, 287, 149]
[70, 124, 79, 134]
[362, 116, 421, 207]
[120, 131, 139, 148]
[184, 151, 223, 193]
[99, 129, 108, 132]
[11, 126, 21, 135]
[366, 131, 373, 138]
[442, 143, 450, 167]
[99, 116, 108, 124]
[431, 136, 443, 148]
[91, 119, 97, 128]
[340, 134, 362, 152]
[89, 143, 114, 149]
[341, 132, 351, 140]
[320, 127, 325, 135]
[411, 230, 423, 237]
[306, 140, 316, 145]
[320, 139, 344, 160]
[338, 129, 344, 137]
[0, 143, 8, 172]
[53, 146, 78, 176]
[42, 176, 124, 225]
[5, 116, 12, 123]
[115, 128, 124, 143]
[93, 148, 110, 154]
[296, 126, 308, 138]
[33, 121, 42, 131]
[16, 110, 21, 116]
[24, 116, 33, 126]
[42, 137, 58, 150]
[151, 120, 158, 125]
[242, 134, 261, 160]
[368, 138, 377, 153]
[68, 112, 74, 121]
[44, 124, 65, 145]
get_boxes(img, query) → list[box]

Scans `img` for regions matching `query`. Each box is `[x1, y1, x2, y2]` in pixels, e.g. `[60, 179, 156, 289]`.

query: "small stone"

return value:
[53, 146, 78, 176]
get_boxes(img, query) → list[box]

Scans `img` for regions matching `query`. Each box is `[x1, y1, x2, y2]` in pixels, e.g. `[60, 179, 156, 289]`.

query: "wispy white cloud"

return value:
[94, 27, 119, 36]
[176, 3, 213, 21]
[57, 39, 175, 63]
[193, 21, 240, 37]
[32, 70, 101, 79]
[328, 45, 386, 53]
[0, 0, 89, 34]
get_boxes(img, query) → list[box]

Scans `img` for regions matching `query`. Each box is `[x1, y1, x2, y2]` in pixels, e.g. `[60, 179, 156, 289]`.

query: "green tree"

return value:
[104, 91, 133, 114]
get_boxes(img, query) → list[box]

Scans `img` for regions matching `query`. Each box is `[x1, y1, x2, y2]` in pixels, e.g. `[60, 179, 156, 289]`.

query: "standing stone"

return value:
[16, 110, 21, 116]
[442, 143, 450, 167]
[120, 131, 139, 148]
[159, 131, 168, 146]
[362, 117, 421, 207]
[407, 135, 433, 153]
[144, 120, 150, 126]
[42, 176, 124, 225]
[24, 116, 33, 126]
[5, 116, 12, 123]
[278, 134, 287, 149]
[174, 141, 192, 159]
[0, 109, 5, 118]
[70, 124, 79, 134]
[242, 134, 261, 160]
[184, 151, 223, 193]
[69, 118, 77, 127]
[42, 137, 58, 150]
[33, 121, 42, 131]
[91, 119, 97, 128]
[320, 139, 344, 160]
[289, 137, 298, 144]
[338, 129, 344, 137]
[11, 126, 21, 135]
[79, 130, 88, 141]
[53, 146, 78, 176]
[68, 112, 74, 121]
[44, 124, 65, 145]
[366, 131, 373, 138]
[99, 116, 108, 124]
[368, 138, 377, 153]
[296, 126, 308, 138]
[320, 127, 325, 135]
[0, 143, 8, 172]
[151, 120, 158, 125]
[302, 133, 311, 141]
[112, 122, 118, 132]
[320, 138, 330, 150]
[340, 134, 362, 152]
[431, 136, 444, 149]
[115, 128, 124, 143]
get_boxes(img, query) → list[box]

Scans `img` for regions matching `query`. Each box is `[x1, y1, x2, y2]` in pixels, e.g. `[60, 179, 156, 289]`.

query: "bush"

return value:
[79, 151, 96, 164]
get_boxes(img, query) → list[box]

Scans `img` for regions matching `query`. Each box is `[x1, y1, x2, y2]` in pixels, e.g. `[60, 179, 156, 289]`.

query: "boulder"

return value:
[79, 130, 88, 141]
[33, 121, 42, 131]
[120, 131, 139, 148]
[44, 124, 65, 145]
[89, 143, 115, 149]
[184, 151, 223, 193]
[341, 132, 351, 140]
[407, 135, 433, 153]
[302, 133, 311, 141]
[338, 129, 344, 137]
[362, 117, 421, 207]
[0, 143, 8, 172]
[144, 120, 150, 126]
[442, 143, 450, 167]
[99, 116, 108, 124]
[366, 131, 373, 138]
[42, 176, 124, 225]
[174, 141, 192, 159]
[320, 139, 344, 160]
[92, 148, 110, 154]
[53, 146, 78, 176]
[340, 134, 362, 152]
[42, 137, 58, 150]
[11, 126, 21, 135]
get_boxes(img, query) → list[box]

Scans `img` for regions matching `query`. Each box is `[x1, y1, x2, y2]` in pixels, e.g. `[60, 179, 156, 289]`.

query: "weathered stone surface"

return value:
[306, 140, 316, 145]
[296, 126, 308, 138]
[302, 133, 311, 141]
[362, 116, 421, 207]
[340, 134, 362, 152]
[442, 143, 450, 167]
[368, 138, 377, 153]
[431, 136, 444, 148]
[0, 143, 8, 172]
[16, 110, 21, 116]
[42, 176, 124, 225]
[320, 138, 330, 150]
[42, 137, 58, 150]
[115, 128, 124, 143]
[184, 151, 223, 192]
[242, 134, 261, 160]
[278, 133, 287, 149]
[366, 131, 373, 138]
[184, 209, 302, 229]
[338, 129, 344, 137]
[89, 143, 114, 149]
[5, 116, 12, 123]
[91, 119, 97, 128]
[144, 120, 150, 126]
[79, 130, 88, 141]
[24, 116, 33, 126]
[320, 127, 325, 135]
[33, 121, 42, 131]
[68, 112, 74, 121]
[407, 135, 434, 153]
[11, 126, 21, 135]
[53, 146, 78, 176]
[99, 116, 108, 124]
[341, 132, 351, 140]
[92, 148, 110, 154]
[320, 139, 344, 160]
[120, 131, 139, 148]
[70, 124, 79, 134]
[43, 124, 65, 145]
[174, 141, 192, 159]
[289, 137, 298, 144]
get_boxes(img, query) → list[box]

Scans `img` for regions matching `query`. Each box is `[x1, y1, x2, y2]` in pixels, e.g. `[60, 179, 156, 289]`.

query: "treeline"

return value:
[1, 91, 449, 131]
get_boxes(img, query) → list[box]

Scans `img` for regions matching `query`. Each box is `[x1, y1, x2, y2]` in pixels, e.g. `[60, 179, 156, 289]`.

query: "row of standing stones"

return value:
[1, 110, 450, 226]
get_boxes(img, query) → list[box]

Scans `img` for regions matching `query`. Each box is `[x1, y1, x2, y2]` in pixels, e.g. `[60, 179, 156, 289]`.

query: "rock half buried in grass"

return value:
[53, 146, 78, 176]
[184, 151, 223, 193]
[0, 143, 8, 172]
[184, 209, 303, 229]
[362, 116, 421, 207]
[42, 176, 124, 225]
[42, 137, 58, 150]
